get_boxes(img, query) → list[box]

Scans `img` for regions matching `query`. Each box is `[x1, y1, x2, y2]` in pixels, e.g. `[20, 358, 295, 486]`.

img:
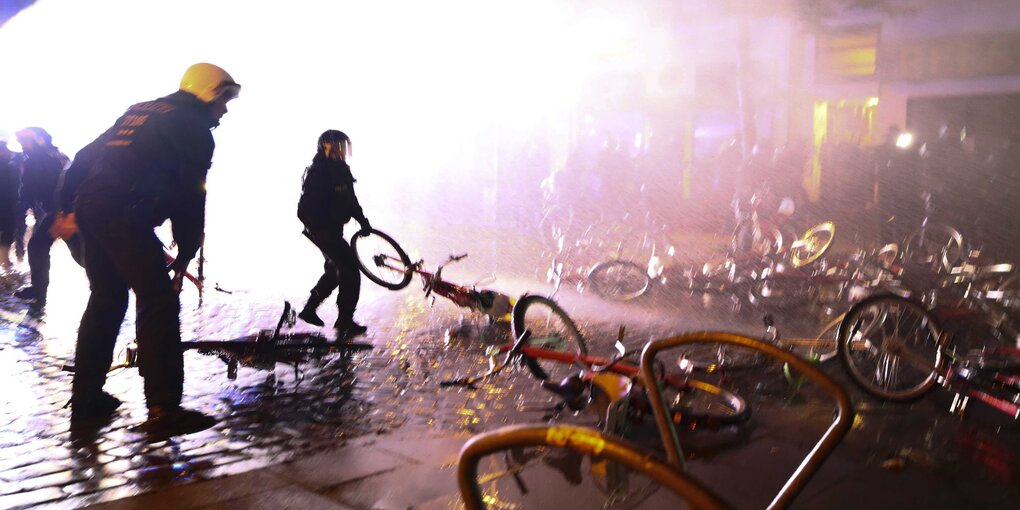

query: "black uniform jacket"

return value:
[74, 90, 215, 266]
[297, 158, 367, 234]
[20, 147, 66, 215]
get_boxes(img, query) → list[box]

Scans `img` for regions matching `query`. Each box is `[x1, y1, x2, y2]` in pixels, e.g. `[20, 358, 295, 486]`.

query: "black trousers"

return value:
[72, 205, 183, 408]
[305, 229, 361, 321]
[26, 213, 84, 297]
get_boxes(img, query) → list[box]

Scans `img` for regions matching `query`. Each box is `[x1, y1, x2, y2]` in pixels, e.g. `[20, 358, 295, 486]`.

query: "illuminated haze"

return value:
[0, 0, 659, 290]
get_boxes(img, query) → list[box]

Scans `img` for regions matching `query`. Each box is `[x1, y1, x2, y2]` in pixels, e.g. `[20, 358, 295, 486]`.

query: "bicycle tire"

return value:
[903, 223, 966, 273]
[792, 315, 841, 364]
[672, 343, 764, 371]
[790, 221, 835, 268]
[587, 260, 651, 301]
[351, 228, 414, 290]
[837, 294, 944, 401]
[511, 294, 588, 383]
[746, 278, 813, 310]
[664, 377, 751, 426]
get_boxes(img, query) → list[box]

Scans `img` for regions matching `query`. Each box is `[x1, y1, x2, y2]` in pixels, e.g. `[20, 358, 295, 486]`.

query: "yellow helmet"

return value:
[179, 63, 241, 103]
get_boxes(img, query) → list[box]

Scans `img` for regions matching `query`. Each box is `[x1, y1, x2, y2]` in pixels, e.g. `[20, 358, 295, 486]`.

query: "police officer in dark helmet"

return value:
[69, 63, 240, 434]
[0, 137, 19, 270]
[297, 130, 372, 337]
[12, 127, 69, 305]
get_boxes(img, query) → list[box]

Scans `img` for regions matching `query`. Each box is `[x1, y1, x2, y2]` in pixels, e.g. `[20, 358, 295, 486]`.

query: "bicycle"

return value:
[900, 191, 968, 273]
[639, 331, 854, 509]
[544, 218, 659, 302]
[350, 228, 514, 321]
[64, 302, 372, 380]
[730, 184, 800, 260]
[443, 295, 751, 439]
[457, 331, 854, 510]
[837, 293, 1020, 420]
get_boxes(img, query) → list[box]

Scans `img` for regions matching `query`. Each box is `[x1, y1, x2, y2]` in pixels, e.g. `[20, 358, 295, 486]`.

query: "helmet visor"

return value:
[214, 82, 241, 102]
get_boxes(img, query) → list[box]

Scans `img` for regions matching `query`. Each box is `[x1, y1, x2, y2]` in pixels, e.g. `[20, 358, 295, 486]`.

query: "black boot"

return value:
[131, 405, 216, 440]
[335, 317, 367, 338]
[298, 293, 325, 327]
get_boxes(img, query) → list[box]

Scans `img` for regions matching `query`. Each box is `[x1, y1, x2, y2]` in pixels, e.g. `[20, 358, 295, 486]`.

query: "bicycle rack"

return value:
[457, 424, 732, 510]
[640, 332, 854, 510]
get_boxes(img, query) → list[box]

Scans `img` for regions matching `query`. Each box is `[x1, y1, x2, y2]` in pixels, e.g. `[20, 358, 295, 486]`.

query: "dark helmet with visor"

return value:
[317, 129, 352, 160]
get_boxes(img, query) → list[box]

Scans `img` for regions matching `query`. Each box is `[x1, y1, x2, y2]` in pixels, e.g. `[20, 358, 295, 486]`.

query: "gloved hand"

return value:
[171, 270, 186, 294]
[49, 212, 79, 240]
[359, 218, 372, 231]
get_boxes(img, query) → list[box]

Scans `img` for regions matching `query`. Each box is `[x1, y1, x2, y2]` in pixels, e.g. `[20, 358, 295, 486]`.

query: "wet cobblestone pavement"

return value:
[1, 231, 1020, 509]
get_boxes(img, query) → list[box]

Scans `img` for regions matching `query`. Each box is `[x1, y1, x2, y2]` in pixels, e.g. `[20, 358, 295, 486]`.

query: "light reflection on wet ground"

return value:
[1, 234, 1019, 508]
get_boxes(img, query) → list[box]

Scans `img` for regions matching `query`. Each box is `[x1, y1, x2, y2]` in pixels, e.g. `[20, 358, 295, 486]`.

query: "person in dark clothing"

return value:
[0, 139, 19, 269]
[69, 63, 240, 435]
[296, 129, 372, 336]
[46, 135, 111, 264]
[12, 127, 68, 303]
[872, 126, 922, 243]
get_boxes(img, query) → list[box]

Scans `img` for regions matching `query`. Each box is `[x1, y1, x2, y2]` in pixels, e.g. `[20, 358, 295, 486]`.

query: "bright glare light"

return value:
[0, 0, 652, 293]
[895, 132, 914, 148]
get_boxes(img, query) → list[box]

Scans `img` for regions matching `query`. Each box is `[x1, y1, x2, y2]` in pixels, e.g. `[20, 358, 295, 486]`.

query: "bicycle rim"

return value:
[784, 315, 841, 364]
[673, 343, 763, 371]
[351, 229, 414, 290]
[746, 278, 812, 310]
[511, 295, 588, 383]
[838, 295, 943, 401]
[666, 377, 750, 426]
[904, 223, 966, 272]
[587, 260, 651, 301]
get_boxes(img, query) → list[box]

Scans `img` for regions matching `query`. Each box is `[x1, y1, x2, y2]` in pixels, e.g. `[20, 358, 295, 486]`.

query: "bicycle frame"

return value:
[378, 252, 513, 320]
[641, 332, 853, 510]
[415, 256, 479, 309]
[447, 333, 750, 433]
[943, 346, 1020, 420]
[63, 301, 371, 379]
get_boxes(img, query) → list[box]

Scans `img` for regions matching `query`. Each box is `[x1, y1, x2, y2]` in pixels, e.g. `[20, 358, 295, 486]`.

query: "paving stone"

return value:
[60, 474, 131, 497]
[199, 486, 357, 510]
[85, 470, 290, 510]
[4, 244, 1020, 509]
[0, 487, 64, 509]
[267, 442, 409, 491]
[370, 434, 470, 468]
[14, 469, 88, 494]
[325, 460, 460, 510]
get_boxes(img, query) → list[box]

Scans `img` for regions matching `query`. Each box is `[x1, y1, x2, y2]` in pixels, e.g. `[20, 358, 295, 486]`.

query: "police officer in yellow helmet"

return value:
[69, 63, 239, 436]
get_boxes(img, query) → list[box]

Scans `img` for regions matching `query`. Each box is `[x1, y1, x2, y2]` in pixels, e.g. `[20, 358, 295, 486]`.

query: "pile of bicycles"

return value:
[351, 225, 1020, 508]
[448, 296, 854, 509]
[350, 226, 857, 508]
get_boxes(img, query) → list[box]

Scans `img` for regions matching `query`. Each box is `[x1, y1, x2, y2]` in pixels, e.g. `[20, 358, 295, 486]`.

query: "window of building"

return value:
[815, 25, 880, 82]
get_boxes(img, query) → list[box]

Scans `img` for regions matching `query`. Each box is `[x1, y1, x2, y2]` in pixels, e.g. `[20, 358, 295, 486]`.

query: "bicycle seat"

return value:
[541, 375, 589, 412]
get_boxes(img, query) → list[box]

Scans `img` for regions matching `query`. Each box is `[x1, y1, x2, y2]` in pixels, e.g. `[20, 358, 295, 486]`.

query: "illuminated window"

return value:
[816, 25, 880, 82]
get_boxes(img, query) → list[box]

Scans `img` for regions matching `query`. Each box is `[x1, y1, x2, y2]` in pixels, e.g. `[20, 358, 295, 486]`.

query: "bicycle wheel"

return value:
[350, 228, 414, 290]
[672, 343, 764, 371]
[790, 221, 835, 268]
[792, 315, 841, 364]
[587, 260, 651, 301]
[662, 377, 750, 426]
[903, 223, 966, 272]
[746, 277, 813, 310]
[511, 294, 588, 383]
[733, 219, 784, 258]
[837, 295, 944, 401]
